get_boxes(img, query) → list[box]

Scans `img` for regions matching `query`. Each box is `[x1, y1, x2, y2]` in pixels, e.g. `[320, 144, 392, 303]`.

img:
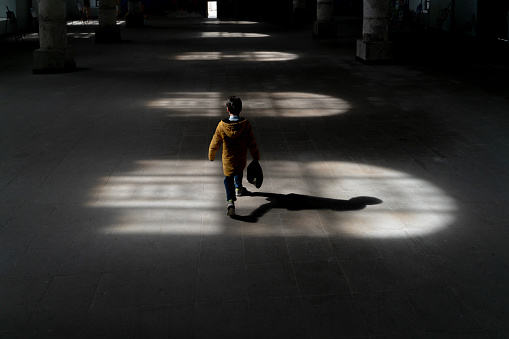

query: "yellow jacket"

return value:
[209, 118, 260, 176]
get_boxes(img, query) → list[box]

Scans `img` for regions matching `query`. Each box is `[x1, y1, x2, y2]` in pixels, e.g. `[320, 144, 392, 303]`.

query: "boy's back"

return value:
[208, 96, 260, 216]
[209, 117, 259, 177]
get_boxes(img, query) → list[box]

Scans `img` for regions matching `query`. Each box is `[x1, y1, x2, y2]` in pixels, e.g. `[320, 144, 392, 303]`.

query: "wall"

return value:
[478, 0, 509, 39]
[455, 0, 477, 36]
[1, 0, 31, 33]
[1, 0, 99, 35]
[3, 0, 506, 41]
[430, 0, 451, 30]
[15, 0, 31, 29]
[218, 0, 293, 22]
[2, 0, 17, 18]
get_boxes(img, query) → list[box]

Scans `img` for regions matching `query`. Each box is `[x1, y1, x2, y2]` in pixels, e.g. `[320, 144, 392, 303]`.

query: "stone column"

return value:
[33, 0, 75, 73]
[313, 0, 336, 37]
[356, 0, 393, 62]
[126, 0, 144, 28]
[95, 0, 120, 43]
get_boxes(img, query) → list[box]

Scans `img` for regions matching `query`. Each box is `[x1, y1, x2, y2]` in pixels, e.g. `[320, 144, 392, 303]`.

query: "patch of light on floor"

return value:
[173, 51, 298, 62]
[89, 159, 457, 238]
[68, 32, 95, 39]
[147, 92, 222, 112]
[200, 32, 269, 38]
[147, 92, 350, 117]
[253, 92, 351, 117]
[203, 21, 258, 25]
[67, 20, 98, 26]
[67, 20, 126, 26]
[321, 161, 457, 237]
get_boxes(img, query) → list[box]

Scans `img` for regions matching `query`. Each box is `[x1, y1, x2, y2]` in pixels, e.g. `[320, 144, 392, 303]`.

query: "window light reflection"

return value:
[67, 32, 95, 39]
[66, 20, 126, 26]
[203, 21, 258, 25]
[147, 92, 351, 117]
[173, 51, 298, 62]
[200, 32, 269, 38]
[89, 160, 457, 238]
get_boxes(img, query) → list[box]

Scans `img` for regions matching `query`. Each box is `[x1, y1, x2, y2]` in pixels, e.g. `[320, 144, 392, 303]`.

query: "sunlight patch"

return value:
[67, 32, 95, 39]
[66, 20, 126, 26]
[173, 51, 298, 62]
[200, 32, 269, 38]
[89, 159, 456, 238]
[203, 21, 258, 25]
[147, 92, 351, 117]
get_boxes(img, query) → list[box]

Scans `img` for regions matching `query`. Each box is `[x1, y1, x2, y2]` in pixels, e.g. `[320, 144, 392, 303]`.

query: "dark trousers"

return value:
[224, 172, 243, 202]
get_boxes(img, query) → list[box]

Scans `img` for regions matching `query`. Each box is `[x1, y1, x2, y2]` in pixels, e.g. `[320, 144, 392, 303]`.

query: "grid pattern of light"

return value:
[88, 160, 456, 238]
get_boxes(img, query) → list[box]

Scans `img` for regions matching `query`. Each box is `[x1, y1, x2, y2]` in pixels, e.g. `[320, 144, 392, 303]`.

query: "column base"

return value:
[95, 25, 121, 43]
[313, 21, 336, 38]
[356, 40, 393, 62]
[33, 46, 76, 74]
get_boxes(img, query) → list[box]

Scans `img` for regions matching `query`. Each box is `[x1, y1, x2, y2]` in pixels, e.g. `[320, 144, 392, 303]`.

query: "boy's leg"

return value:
[224, 176, 236, 202]
[234, 172, 243, 188]
[224, 176, 236, 216]
[234, 172, 246, 196]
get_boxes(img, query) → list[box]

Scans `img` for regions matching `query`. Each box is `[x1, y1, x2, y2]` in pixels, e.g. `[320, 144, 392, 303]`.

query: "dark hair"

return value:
[226, 96, 242, 115]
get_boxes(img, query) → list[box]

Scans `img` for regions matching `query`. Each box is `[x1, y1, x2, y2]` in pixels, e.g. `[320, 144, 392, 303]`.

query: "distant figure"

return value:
[83, 0, 91, 23]
[209, 96, 260, 217]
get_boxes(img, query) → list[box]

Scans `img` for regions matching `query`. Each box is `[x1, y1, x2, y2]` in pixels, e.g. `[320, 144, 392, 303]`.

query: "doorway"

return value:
[208, 1, 217, 19]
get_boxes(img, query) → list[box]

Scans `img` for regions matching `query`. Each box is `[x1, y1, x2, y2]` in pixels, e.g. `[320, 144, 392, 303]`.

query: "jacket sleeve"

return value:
[208, 124, 222, 161]
[246, 122, 260, 161]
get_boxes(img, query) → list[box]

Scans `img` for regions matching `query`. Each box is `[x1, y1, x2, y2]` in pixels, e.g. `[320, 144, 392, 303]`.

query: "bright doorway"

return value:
[207, 1, 217, 18]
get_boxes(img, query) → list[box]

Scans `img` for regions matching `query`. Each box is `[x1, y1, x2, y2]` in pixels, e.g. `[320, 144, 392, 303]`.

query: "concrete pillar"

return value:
[126, 0, 144, 28]
[33, 0, 75, 73]
[314, 0, 336, 37]
[95, 0, 121, 43]
[356, 0, 393, 62]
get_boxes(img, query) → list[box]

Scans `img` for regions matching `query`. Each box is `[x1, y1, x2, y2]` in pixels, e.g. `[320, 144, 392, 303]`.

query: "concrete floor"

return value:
[1, 15, 509, 338]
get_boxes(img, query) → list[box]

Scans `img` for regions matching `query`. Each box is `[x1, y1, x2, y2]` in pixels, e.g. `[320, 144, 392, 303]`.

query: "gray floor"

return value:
[1, 15, 509, 338]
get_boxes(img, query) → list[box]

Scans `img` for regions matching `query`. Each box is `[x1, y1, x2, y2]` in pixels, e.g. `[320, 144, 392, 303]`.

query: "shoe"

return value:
[227, 201, 235, 216]
[235, 187, 247, 197]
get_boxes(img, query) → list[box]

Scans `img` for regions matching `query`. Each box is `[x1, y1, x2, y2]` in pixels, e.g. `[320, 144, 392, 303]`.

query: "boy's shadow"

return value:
[231, 191, 383, 223]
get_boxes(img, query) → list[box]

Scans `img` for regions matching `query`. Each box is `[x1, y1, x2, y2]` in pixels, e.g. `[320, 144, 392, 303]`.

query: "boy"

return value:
[209, 96, 260, 216]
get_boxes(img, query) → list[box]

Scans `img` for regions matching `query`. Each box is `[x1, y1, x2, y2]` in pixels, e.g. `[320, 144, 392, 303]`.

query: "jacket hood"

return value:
[220, 118, 247, 139]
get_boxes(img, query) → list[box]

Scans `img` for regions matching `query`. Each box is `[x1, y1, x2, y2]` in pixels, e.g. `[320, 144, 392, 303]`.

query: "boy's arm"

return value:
[246, 122, 260, 161]
[208, 126, 222, 161]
